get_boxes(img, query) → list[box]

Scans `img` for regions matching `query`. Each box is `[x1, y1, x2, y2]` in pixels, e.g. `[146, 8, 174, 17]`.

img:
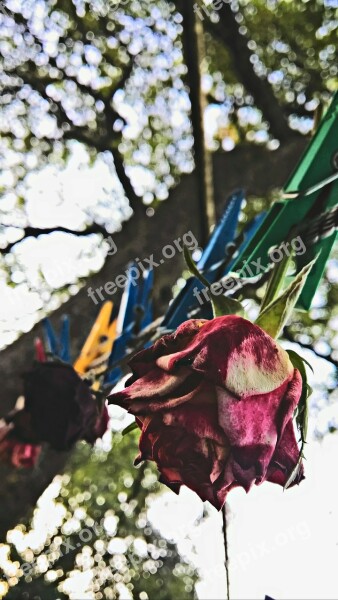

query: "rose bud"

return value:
[108, 316, 304, 510]
[11, 362, 109, 451]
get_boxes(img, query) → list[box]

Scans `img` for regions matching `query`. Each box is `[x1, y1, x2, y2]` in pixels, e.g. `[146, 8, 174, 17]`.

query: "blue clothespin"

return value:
[162, 190, 261, 328]
[199, 190, 244, 271]
[104, 265, 153, 386]
[225, 211, 267, 274]
[116, 264, 153, 335]
[42, 315, 70, 363]
[104, 193, 265, 386]
[138, 267, 153, 330]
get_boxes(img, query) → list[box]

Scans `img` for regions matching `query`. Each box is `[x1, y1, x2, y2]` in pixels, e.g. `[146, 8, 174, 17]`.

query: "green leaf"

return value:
[122, 421, 138, 436]
[210, 293, 244, 318]
[259, 250, 293, 313]
[183, 246, 210, 288]
[256, 258, 317, 339]
[286, 350, 312, 442]
[286, 349, 314, 374]
[183, 246, 243, 318]
[284, 349, 313, 490]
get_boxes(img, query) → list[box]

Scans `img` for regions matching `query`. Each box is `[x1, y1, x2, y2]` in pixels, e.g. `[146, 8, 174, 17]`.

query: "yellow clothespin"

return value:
[74, 302, 117, 376]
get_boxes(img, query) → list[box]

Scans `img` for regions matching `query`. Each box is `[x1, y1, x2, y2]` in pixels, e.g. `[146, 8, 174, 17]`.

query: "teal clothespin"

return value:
[231, 92, 338, 310]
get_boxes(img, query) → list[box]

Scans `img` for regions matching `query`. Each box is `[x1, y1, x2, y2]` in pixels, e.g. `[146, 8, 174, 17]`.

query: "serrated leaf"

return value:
[184, 246, 243, 318]
[287, 349, 312, 443]
[256, 258, 317, 339]
[284, 349, 313, 490]
[122, 421, 138, 436]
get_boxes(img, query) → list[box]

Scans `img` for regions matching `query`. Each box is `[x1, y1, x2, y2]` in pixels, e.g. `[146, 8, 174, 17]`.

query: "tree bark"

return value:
[0, 138, 307, 539]
[178, 0, 216, 245]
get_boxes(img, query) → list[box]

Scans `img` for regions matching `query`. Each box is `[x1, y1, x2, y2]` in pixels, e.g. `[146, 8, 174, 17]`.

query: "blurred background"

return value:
[0, 0, 337, 598]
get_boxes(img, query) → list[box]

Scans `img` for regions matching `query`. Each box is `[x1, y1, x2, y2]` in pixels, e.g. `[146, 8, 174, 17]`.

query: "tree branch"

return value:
[10, 65, 141, 212]
[9, 10, 140, 212]
[204, 3, 296, 143]
[1, 223, 109, 255]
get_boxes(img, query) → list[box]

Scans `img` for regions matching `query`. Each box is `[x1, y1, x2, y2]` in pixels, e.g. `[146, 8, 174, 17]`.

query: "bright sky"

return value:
[0, 143, 131, 348]
[149, 432, 338, 600]
[147, 349, 338, 600]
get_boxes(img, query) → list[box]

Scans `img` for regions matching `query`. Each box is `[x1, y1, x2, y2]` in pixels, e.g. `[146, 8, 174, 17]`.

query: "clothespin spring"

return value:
[298, 204, 338, 246]
[283, 170, 338, 200]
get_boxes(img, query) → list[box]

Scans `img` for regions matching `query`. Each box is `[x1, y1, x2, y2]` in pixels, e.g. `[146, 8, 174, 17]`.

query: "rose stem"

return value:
[222, 503, 230, 600]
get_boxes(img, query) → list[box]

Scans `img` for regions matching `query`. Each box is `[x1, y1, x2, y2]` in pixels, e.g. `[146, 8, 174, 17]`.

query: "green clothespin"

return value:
[231, 91, 338, 310]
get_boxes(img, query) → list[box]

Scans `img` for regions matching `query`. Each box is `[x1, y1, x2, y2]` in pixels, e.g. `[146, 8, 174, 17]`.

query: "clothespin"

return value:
[115, 263, 153, 336]
[34, 337, 46, 362]
[223, 210, 267, 274]
[74, 301, 116, 376]
[42, 315, 70, 362]
[104, 264, 153, 386]
[230, 91, 338, 309]
[162, 190, 261, 328]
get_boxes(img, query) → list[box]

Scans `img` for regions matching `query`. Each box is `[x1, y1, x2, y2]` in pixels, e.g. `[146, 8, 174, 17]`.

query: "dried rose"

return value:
[10, 362, 108, 452]
[108, 316, 303, 509]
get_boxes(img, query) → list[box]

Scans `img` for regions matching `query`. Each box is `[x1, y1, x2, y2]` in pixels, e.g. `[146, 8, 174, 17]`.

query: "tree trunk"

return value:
[0, 138, 307, 539]
[179, 0, 216, 244]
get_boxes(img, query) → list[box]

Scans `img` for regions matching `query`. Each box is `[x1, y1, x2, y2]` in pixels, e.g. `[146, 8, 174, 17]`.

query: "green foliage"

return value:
[242, 0, 337, 98]
[0, 0, 336, 221]
[204, 0, 337, 142]
[3, 431, 197, 599]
